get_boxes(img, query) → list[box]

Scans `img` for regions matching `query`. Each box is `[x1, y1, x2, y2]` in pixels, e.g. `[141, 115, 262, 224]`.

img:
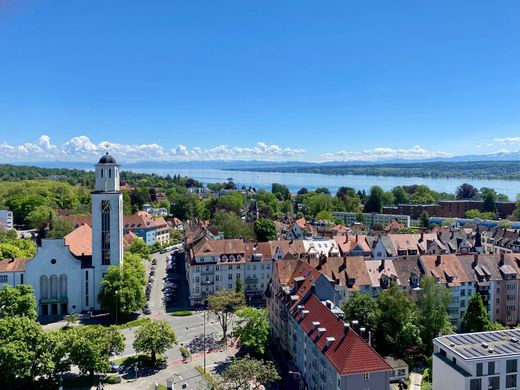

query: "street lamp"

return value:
[203, 310, 207, 373]
[115, 290, 119, 325]
[134, 362, 138, 381]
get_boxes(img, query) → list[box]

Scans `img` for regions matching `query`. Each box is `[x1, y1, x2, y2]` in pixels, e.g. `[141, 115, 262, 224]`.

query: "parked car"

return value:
[143, 306, 152, 315]
[109, 362, 121, 373]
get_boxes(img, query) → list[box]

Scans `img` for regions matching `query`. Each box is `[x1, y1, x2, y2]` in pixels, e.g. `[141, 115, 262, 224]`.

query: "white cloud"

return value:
[494, 137, 520, 143]
[0, 135, 306, 163]
[321, 145, 452, 162]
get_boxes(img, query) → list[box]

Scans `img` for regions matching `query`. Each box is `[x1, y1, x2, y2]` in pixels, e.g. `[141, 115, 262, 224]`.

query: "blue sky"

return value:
[0, 0, 519, 162]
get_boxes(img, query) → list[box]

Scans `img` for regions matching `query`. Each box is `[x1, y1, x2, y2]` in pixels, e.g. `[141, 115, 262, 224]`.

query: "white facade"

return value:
[92, 156, 123, 309]
[0, 210, 14, 230]
[333, 211, 411, 228]
[433, 330, 520, 390]
[26, 240, 95, 316]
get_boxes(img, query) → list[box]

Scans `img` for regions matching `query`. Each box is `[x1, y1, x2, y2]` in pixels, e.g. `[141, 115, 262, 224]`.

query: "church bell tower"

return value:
[92, 152, 123, 309]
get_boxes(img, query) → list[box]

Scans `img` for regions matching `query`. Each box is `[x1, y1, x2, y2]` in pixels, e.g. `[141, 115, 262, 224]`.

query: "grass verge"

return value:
[117, 317, 150, 329]
[195, 365, 220, 389]
[171, 310, 193, 316]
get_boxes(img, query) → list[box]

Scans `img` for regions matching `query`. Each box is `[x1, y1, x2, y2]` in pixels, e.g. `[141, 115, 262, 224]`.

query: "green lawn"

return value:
[117, 317, 150, 329]
[170, 310, 193, 316]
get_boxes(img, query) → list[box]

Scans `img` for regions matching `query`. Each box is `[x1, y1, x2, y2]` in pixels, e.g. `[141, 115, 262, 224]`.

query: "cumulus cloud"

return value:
[0, 135, 306, 163]
[494, 137, 520, 143]
[321, 145, 452, 162]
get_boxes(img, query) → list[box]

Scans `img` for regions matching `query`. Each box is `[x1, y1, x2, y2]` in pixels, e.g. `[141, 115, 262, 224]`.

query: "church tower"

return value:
[92, 152, 123, 309]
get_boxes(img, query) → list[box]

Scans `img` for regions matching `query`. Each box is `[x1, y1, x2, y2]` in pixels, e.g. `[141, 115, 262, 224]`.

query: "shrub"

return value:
[103, 375, 122, 384]
[180, 346, 191, 359]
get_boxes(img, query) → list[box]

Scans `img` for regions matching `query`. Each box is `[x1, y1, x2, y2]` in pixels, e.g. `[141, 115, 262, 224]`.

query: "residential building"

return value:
[0, 210, 14, 230]
[333, 211, 411, 228]
[0, 257, 28, 287]
[288, 294, 391, 389]
[433, 329, 520, 390]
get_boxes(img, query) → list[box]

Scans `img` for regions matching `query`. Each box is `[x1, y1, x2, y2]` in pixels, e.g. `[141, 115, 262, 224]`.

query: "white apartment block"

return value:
[332, 211, 410, 228]
[433, 329, 520, 390]
[0, 210, 14, 230]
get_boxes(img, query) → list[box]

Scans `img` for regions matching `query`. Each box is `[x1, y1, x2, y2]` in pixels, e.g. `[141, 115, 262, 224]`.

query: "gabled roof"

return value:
[64, 224, 92, 257]
[293, 294, 391, 376]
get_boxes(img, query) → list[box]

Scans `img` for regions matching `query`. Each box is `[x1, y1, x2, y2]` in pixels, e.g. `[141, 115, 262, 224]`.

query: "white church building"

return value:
[2, 153, 125, 318]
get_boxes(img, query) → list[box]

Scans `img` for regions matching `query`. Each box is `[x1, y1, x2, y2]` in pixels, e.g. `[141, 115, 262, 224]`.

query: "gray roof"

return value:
[436, 329, 520, 360]
[98, 152, 117, 164]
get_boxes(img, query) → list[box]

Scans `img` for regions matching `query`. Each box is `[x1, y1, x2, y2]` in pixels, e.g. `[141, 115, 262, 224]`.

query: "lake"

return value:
[131, 168, 520, 199]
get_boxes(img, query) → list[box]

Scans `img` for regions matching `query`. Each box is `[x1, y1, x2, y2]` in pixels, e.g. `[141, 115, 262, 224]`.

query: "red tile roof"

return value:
[64, 224, 92, 257]
[0, 258, 29, 272]
[293, 294, 391, 376]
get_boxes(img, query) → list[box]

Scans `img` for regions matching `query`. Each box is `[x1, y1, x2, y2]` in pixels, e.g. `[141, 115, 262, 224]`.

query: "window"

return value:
[507, 360, 518, 373]
[101, 200, 111, 265]
[85, 271, 89, 307]
[506, 374, 517, 388]
[228, 274, 233, 280]
[228, 284, 233, 289]
[460, 300, 466, 308]
[461, 289, 465, 296]
[363, 373, 369, 381]
[215, 275, 219, 282]
[236, 273, 240, 279]
[470, 378, 482, 390]
[195, 277, 199, 283]
[488, 376, 499, 390]
[488, 362, 496, 375]
[216, 266, 219, 271]
[0, 275, 7, 283]
[476, 363, 483, 376]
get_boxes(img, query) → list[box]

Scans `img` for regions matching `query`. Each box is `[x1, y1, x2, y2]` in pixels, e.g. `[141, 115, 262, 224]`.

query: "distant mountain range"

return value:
[10, 149, 520, 170]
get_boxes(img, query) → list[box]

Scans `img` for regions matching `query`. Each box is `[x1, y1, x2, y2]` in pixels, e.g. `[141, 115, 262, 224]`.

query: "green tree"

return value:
[0, 284, 37, 320]
[233, 307, 270, 355]
[481, 188, 497, 214]
[46, 329, 71, 378]
[376, 282, 421, 356]
[133, 320, 177, 365]
[363, 186, 384, 213]
[48, 216, 75, 239]
[420, 211, 430, 229]
[271, 183, 290, 201]
[514, 194, 520, 219]
[0, 316, 51, 384]
[256, 190, 280, 219]
[26, 205, 55, 229]
[253, 218, 277, 242]
[341, 292, 379, 334]
[235, 276, 244, 294]
[67, 325, 125, 376]
[216, 192, 245, 214]
[315, 210, 334, 221]
[213, 210, 254, 239]
[122, 190, 132, 215]
[98, 260, 146, 318]
[417, 276, 452, 353]
[126, 237, 151, 260]
[219, 355, 280, 390]
[462, 293, 492, 333]
[208, 290, 245, 341]
[391, 186, 410, 205]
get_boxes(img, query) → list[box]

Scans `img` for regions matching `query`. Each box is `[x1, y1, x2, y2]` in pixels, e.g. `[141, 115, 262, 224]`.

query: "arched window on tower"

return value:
[101, 200, 111, 265]
[109, 169, 111, 178]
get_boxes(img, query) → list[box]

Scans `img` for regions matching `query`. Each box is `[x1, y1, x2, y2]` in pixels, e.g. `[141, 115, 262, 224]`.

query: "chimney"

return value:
[473, 254, 479, 267]
[379, 259, 385, 272]
[343, 256, 347, 267]
[344, 233, 348, 244]
[301, 309, 309, 318]
[360, 327, 366, 338]
[355, 234, 359, 243]
[435, 255, 442, 266]
[499, 253, 505, 266]
[312, 321, 320, 330]
[344, 322, 350, 336]
[325, 336, 335, 347]
[351, 320, 359, 333]
[317, 327, 326, 337]
[420, 232, 424, 243]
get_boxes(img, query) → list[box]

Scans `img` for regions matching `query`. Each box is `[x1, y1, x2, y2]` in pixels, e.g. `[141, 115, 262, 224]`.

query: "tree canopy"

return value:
[218, 355, 280, 390]
[233, 307, 270, 355]
[208, 290, 245, 341]
[133, 319, 177, 364]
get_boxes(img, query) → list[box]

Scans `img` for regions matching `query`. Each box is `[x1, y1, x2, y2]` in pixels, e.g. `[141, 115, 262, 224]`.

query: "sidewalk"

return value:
[101, 342, 237, 389]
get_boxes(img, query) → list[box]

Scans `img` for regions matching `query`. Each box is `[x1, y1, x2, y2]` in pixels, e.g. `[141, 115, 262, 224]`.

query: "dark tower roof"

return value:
[98, 152, 116, 164]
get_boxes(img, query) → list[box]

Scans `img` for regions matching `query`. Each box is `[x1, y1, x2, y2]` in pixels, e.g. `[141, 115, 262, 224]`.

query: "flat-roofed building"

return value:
[433, 329, 520, 390]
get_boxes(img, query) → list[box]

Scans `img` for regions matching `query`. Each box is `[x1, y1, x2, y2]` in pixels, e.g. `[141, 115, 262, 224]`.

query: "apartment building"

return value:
[0, 210, 14, 230]
[186, 237, 273, 305]
[333, 211, 411, 228]
[433, 329, 520, 390]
